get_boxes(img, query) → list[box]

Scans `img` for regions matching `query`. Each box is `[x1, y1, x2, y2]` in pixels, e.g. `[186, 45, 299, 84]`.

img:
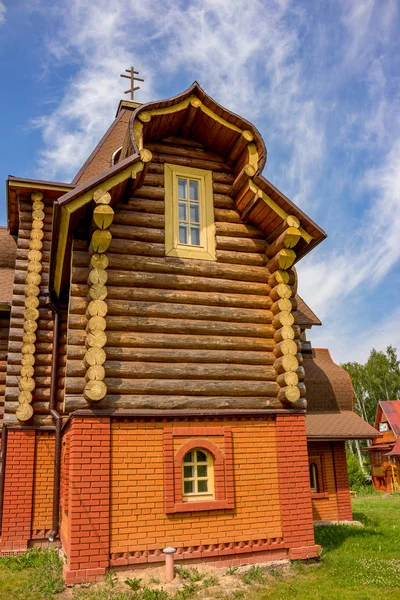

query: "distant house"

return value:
[366, 401, 400, 492]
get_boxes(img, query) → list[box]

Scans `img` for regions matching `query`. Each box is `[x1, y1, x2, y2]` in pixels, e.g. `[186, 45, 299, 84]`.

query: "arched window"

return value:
[309, 462, 318, 493]
[182, 448, 214, 502]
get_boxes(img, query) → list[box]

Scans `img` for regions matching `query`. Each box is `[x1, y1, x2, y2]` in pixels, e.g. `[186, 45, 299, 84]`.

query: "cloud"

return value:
[0, 2, 6, 24]
[33, 0, 324, 202]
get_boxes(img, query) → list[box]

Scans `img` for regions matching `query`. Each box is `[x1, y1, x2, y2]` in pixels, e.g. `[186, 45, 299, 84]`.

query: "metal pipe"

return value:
[48, 303, 62, 542]
[0, 426, 8, 534]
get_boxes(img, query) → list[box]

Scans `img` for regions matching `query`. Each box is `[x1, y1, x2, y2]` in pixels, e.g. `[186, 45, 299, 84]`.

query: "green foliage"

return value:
[342, 345, 400, 425]
[176, 566, 203, 582]
[347, 451, 369, 491]
[0, 548, 65, 599]
[141, 588, 170, 600]
[202, 574, 219, 587]
[149, 576, 161, 585]
[225, 565, 238, 575]
[173, 582, 198, 599]
[104, 568, 118, 588]
[241, 565, 265, 585]
[125, 576, 143, 591]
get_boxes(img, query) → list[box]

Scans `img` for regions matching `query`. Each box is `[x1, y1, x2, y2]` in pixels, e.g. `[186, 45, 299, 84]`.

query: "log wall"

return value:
[0, 313, 10, 426]
[65, 142, 284, 411]
[4, 198, 58, 426]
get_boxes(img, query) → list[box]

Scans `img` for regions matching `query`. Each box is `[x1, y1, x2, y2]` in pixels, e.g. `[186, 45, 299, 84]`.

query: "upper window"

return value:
[182, 448, 214, 502]
[164, 164, 216, 261]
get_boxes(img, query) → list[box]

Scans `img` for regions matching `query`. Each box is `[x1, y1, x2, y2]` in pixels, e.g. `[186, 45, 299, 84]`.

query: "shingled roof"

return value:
[304, 348, 379, 439]
[377, 400, 400, 437]
[0, 227, 16, 305]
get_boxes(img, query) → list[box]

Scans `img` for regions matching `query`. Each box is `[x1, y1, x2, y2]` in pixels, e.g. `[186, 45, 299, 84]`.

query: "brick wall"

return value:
[0, 430, 35, 551]
[276, 414, 320, 559]
[307, 441, 339, 521]
[62, 418, 110, 584]
[110, 417, 282, 557]
[32, 432, 55, 536]
[333, 441, 352, 521]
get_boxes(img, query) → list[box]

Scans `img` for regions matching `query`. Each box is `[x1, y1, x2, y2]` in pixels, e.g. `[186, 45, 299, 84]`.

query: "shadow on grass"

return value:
[352, 510, 379, 527]
[314, 520, 381, 552]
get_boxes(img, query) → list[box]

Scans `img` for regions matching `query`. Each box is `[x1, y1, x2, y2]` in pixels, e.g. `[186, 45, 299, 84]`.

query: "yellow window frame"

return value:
[182, 448, 215, 502]
[164, 163, 216, 260]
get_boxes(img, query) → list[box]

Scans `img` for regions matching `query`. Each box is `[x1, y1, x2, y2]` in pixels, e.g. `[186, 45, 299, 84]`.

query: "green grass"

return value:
[0, 494, 398, 599]
[254, 493, 400, 600]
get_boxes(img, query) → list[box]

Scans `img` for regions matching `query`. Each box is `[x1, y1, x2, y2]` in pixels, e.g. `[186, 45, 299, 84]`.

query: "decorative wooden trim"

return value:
[16, 192, 46, 422]
[267, 218, 307, 409]
[110, 537, 285, 566]
[83, 190, 115, 404]
[164, 427, 234, 514]
[53, 161, 144, 297]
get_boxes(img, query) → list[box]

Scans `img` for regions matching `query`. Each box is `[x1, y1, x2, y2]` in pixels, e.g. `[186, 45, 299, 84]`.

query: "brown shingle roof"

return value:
[306, 411, 379, 439]
[296, 295, 321, 327]
[0, 228, 16, 304]
[378, 400, 400, 437]
[304, 348, 379, 439]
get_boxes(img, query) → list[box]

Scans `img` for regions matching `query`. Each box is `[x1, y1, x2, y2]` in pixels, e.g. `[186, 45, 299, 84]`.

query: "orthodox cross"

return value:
[120, 66, 144, 101]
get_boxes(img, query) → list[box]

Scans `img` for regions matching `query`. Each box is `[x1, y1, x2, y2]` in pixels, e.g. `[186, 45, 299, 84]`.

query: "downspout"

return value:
[48, 302, 62, 542]
[0, 425, 8, 534]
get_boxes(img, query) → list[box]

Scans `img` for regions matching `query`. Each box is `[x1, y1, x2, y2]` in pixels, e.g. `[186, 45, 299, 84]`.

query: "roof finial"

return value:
[120, 66, 144, 101]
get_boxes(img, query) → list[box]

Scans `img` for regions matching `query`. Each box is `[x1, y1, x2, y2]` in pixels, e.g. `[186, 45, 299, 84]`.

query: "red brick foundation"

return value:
[0, 430, 35, 551]
[62, 418, 111, 584]
[276, 414, 320, 559]
[333, 441, 353, 521]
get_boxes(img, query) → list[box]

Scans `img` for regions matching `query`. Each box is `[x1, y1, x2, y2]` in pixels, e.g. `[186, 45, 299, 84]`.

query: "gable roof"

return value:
[304, 348, 379, 439]
[296, 296, 321, 327]
[49, 82, 327, 299]
[378, 400, 400, 437]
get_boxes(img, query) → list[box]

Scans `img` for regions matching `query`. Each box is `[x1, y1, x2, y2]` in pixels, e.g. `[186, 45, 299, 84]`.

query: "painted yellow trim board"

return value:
[53, 161, 144, 297]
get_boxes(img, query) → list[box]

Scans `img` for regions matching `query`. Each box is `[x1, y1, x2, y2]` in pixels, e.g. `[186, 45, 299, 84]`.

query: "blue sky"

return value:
[1, 0, 399, 365]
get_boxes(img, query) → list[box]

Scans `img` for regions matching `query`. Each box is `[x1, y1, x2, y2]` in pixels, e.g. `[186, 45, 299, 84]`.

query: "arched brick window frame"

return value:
[164, 427, 234, 514]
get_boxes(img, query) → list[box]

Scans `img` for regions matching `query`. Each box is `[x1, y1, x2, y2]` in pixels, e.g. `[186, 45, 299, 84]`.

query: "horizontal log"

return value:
[216, 250, 265, 267]
[67, 344, 275, 365]
[108, 238, 165, 256]
[74, 253, 269, 284]
[126, 199, 164, 214]
[72, 268, 270, 296]
[216, 236, 267, 253]
[69, 314, 276, 338]
[110, 223, 164, 243]
[66, 361, 277, 381]
[214, 209, 242, 223]
[69, 297, 272, 324]
[266, 227, 301, 259]
[146, 142, 224, 163]
[213, 194, 234, 209]
[71, 284, 271, 309]
[133, 185, 164, 200]
[215, 222, 265, 239]
[64, 394, 283, 412]
[113, 211, 164, 229]
[149, 152, 232, 173]
[66, 377, 279, 397]
[67, 330, 275, 352]
[3, 413, 55, 426]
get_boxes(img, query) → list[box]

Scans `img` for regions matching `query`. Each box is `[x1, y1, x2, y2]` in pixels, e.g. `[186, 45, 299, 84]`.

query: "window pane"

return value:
[179, 224, 188, 244]
[179, 201, 188, 221]
[197, 465, 207, 477]
[184, 480, 194, 494]
[178, 178, 187, 199]
[198, 479, 208, 493]
[190, 202, 199, 223]
[183, 451, 193, 463]
[191, 225, 200, 246]
[184, 466, 194, 478]
[196, 450, 207, 462]
[189, 180, 199, 201]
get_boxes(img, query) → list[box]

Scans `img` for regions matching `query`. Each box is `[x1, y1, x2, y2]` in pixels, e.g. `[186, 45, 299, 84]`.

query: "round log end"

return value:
[84, 380, 107, 402]
[16, 403, 34, 422]
[242, 129, 254, 142]
[140, 148, 153, 163]
[190, 97, 202, 108]
[31, 191, 44, 202]
[138, 111, 152, 123]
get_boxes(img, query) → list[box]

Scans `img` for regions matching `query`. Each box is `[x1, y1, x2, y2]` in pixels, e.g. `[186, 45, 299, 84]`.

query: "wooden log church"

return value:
[0, 82, 378, 583]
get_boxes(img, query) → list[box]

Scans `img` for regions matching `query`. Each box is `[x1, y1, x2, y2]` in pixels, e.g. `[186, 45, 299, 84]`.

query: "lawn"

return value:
[0, 493, 398, 600]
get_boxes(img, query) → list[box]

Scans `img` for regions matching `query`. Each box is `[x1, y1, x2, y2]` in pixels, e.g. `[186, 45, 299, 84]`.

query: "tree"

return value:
[341, 345, 400, 425]
[341, 345, 400, 475]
